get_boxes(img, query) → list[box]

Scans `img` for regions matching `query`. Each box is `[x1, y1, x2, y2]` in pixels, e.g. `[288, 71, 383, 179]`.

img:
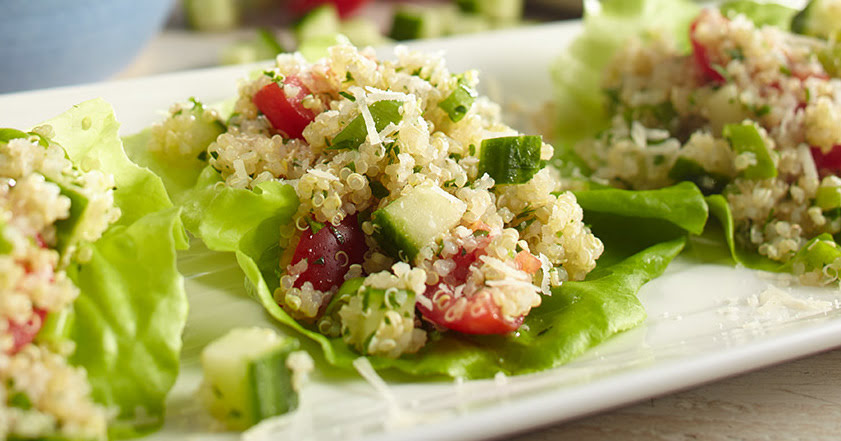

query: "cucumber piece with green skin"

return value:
[720, 1, 796, 29]
[179, 99, 227, 159]
[439, 80, 477, 122]
[339, 17, 390, 47]
[35, 307, 75, 347]
[371, 185, 466, 262]
[0, 219, 13, 254]
[200, 327, 300, 430]
[816, 185, 841, 211]
[478, 135, 544, 185]
[389, 6, 449, 41]
[818, 42, 841, 77]
[317, 277, 364, 337]
[788, 233, 841, 273]
[457, 0, 523, 22]
[298, 34, 350, 62]
[791, 0, 841, 39]
[328, 100, 403, 150]
[295, 4, 341, 43]
[333, 279, 419, 358]
[723, 122, 777, 180]
[184, 0, 239, 32]
[668, 157, 730, 195]
[52, 180, 90, 257]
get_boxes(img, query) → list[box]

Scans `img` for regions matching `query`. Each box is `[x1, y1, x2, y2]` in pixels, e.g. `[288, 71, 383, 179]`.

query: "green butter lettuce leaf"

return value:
[551, 0, 699, 151]
[47, 101, 173, 228]
[66, 208, 186, 439]
[124, 117, 705, 377]
[227, 183, 702, 378]
[43, 99, 188, 438]
[574, 182, 708, 267]
[720, 1, 796, 29]
[122, 129, 208, 204]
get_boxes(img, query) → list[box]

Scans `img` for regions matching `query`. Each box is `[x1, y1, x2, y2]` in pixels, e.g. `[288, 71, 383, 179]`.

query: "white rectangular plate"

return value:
[2, 21, 841, 441]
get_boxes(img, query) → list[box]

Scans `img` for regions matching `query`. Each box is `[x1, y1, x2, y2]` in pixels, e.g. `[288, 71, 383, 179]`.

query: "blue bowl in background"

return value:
[0, 0, 174, 93]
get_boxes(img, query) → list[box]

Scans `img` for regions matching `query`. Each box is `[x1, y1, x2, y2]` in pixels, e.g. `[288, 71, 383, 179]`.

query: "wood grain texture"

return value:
[510, 349, 841, 441]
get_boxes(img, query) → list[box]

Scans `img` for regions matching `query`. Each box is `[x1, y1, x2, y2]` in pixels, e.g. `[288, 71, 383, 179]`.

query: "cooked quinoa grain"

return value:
[0, 133, 118, 440]
[156, 44, 603, 357]
[576, 9, 841, 284]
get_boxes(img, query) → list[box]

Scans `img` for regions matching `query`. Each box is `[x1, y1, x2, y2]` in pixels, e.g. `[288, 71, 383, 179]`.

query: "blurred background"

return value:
[0, 0, 583, 93]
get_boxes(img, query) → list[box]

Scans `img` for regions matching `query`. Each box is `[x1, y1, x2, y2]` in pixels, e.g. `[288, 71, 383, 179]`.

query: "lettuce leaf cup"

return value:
[1, 99, 188, 440]
[126, 44, 707, 379]
[553, 0, 841, 285]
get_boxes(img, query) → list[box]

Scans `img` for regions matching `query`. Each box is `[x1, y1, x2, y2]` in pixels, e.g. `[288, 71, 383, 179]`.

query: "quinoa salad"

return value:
[573, 6, 841, 285]
[0, 129, 119, 440]
[150, 44, 604, 358]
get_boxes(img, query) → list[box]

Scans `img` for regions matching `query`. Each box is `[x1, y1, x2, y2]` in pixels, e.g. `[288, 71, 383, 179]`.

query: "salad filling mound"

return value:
[574, 7, 841, 284]
[0, 130, 119, 440]
[154, 45, 604, 358]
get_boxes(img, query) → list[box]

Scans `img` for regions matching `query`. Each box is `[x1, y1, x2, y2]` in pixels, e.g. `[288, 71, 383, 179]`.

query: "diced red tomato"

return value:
[418, 285, 523, 335]
[290, 214, 367, 292]
[515, 250, 542, 275]
[690, 13, 726, 85]
[253, 76, 316, 140]
[810, 146, 841, 172]
[7, 308, 46, 355]
[288, 0, 371, 18]
[416, 225, 525, 335]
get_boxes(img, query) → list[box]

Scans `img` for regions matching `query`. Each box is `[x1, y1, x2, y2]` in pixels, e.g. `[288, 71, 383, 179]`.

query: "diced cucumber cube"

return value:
[298, 34, 350, 62]
[222, 28, 284, 64]
[0, 219, 12, 254]
[790, 233, 841, 273]
[792, 0, 841, 40]
[817, 185, 841, 212]
[329, 100, 403, 150]
[723, 122, 777, 180]
[459, 0, 523, 22]
[340, 17, 390, 47]
[318, 277, 365, 337]
[200, 327, 301, 430]
[389, 5, 449, 40]
[720, 1, 796, 28]
[478, 135, 544, 185]
[331, 279, 420, 358]
[35, 308, 75, 348]
[184, 0, 239, 32]
[371, 185, 466, 262]
[52, 180, 90, 257]
[295, 4, 341, 43]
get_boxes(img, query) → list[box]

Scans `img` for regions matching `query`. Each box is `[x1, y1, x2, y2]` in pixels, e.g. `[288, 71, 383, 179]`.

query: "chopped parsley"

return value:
[305, 217, 325, 235]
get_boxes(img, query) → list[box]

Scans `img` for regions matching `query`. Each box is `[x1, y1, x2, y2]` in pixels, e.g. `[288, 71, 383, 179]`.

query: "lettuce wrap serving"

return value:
[554, 0, 841, 285]
[1, 99, 188, 440]
[125, 43, 708, 379]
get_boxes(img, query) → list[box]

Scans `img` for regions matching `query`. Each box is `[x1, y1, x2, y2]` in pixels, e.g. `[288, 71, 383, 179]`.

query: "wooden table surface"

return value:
[510, 349, 841, 440]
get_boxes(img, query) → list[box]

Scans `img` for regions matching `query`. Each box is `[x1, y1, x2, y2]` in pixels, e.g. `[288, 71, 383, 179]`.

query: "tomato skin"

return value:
[417, 229, 524, 335]
[253, 76, 315, 140]
[288, 0, 371, 18]
[290, 214, 367, 292]
[690, 13, 726, 85]
[810, 146, 841, 172]
[418, 285, 523, 335]
[7, 308, 46, 355]
[514, 250, 542, 275]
